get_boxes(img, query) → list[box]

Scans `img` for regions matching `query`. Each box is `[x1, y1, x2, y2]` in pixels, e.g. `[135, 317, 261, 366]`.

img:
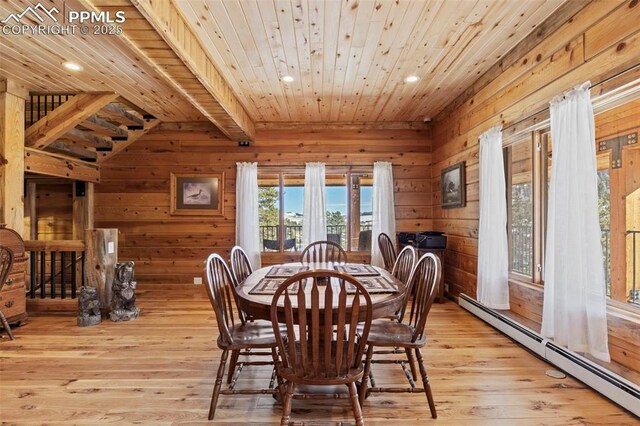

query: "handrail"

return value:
[25, 240, 85, 252]
[25, 240, 85, 300]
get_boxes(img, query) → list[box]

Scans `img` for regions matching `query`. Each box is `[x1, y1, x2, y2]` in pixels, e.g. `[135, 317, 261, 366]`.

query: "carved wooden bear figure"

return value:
[77, 286, 101, 327]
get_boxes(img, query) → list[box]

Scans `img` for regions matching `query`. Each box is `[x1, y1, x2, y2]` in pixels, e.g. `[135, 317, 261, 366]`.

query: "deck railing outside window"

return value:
[259, 224, 371, 252]
[511, 226, 612, 294]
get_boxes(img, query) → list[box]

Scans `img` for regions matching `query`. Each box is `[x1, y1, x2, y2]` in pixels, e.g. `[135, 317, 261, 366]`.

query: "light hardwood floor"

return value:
[0, 284, 636, 425]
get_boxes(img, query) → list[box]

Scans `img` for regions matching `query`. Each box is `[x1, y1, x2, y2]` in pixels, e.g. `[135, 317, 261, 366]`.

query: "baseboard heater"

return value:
[458, 293, 640, 417]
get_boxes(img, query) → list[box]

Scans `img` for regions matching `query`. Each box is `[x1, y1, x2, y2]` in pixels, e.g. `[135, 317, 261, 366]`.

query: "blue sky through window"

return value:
[283, 186, 372, 215]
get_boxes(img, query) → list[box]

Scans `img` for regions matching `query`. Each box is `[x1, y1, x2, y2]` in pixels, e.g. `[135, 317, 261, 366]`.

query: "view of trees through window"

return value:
[258, 170, 372, 252]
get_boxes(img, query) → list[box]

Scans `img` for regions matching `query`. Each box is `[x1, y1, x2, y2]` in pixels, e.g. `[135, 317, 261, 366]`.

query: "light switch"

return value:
[107, 241, 115, 254]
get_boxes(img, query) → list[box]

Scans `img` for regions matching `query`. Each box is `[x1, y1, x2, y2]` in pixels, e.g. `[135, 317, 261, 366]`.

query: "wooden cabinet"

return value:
[399, 243, 446, 303]
[0, 224, 28, 325]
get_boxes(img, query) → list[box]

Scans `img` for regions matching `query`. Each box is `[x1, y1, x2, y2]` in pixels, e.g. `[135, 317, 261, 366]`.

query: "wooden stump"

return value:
[84, 229, 118, 310]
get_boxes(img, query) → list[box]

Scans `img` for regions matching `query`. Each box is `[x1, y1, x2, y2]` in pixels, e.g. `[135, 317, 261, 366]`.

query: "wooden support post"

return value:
[0, 78, 28, 237]
[73, 181, 94, 239]
[84, 228, 118, 310]
[25, 181, 37, 240]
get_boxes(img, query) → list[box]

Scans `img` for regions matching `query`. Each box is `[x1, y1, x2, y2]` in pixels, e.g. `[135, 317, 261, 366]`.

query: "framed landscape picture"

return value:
[170, 173, 224, 216]
[441, 162, 465, 208]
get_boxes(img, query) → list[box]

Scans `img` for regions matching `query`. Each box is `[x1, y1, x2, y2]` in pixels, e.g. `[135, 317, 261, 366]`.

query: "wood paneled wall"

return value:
[431, 0, 640, 373]
[95, 123, 431, 284]
[431, 0, 639, 298]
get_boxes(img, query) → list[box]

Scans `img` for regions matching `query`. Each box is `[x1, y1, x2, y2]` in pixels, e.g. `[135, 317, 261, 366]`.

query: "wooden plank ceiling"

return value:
[174, 0, 570, 122]
[0, 0, 203, 123]
[0, 0, 255, 140]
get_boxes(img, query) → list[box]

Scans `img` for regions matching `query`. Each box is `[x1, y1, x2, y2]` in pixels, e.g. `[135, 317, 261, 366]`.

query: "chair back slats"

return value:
[300, 241, 347, 265]
[392, 245, 416, 285]
[271, 270, 372, 380]
[0, 246, 14, 292]
[402, 253, 441, 342]
[230, 246, 253, 287]
[377, 233, 397, 271]
[205, 253, 241, 345]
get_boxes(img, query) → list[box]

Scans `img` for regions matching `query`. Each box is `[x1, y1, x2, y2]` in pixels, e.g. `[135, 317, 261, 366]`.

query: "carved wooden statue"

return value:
[109, 261, 140, 322]
[77, 286, 101, 327]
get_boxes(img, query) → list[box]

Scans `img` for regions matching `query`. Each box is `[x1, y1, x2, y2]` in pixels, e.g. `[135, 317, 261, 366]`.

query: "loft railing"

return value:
[24, 240, 85, 300]
[26, 94, 72, 126]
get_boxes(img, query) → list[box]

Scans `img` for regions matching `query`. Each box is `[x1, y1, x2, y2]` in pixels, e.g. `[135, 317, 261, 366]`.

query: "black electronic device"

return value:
[415, 231, 447, 250]
[398, 231, 447, 250]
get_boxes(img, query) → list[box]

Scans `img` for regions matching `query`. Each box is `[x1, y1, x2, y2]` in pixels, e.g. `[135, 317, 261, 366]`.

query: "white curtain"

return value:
[477, 126, 510, 309]
[235, 162, 261, 269]
[542, 82, 610, 362]
[371, 161, 396, 267]
[302, 162, 326, 247]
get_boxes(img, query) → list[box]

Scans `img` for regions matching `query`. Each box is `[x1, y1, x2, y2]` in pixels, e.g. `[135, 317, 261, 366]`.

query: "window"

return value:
[505, 137, 534, 278]
[504, 93, 640, 309]
[258, 168, 372, 253]
[350, 174, 373, 252]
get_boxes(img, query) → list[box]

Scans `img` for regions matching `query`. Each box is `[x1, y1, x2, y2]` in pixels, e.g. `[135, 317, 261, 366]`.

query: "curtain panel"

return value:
[477, 126, 510, 309]
[371, 161, 396, 267]
[236, 162, 261, 269]
[541, 82, 610, 362]
[302, 162, 327, 247]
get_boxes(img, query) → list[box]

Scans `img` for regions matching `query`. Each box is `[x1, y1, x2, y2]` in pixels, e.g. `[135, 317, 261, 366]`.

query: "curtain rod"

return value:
[502, 64, 640, 133]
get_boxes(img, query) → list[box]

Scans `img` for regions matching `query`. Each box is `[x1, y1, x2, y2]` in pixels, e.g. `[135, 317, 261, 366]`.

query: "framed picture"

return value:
[170, 173, 224, 216]
[441, 162, 466, 208]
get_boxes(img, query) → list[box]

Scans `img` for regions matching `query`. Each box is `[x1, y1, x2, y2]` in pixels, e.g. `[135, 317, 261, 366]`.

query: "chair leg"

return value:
[405, 348, 417, 381]
[415, 348, 437, 419]
[227, 349, 240, 384]
[358, 345, 374, 405]
[0, 310, 14, 341]
[271, 347, 285, 400]
[348, 381, 364, 426]
[280, 381, 294, 426]
[208, 349, 229, 420]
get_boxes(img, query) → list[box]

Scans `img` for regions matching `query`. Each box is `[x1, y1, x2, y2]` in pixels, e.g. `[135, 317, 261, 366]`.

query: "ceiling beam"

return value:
[25, 93, 118, 150]
[97, 118, 160, 163]
[126, 0, 255, 141]
[24, 148, 101, 183]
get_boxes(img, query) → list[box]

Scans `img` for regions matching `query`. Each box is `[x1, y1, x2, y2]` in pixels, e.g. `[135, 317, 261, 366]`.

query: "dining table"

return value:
[235, 262, 407, 323]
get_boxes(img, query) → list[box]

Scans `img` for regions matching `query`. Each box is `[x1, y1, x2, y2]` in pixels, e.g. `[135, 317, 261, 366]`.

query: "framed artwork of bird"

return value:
[170, 173, 224, 216]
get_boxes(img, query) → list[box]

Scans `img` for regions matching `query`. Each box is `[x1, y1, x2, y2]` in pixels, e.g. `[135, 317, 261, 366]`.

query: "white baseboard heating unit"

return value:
[458, 293, 640, 417]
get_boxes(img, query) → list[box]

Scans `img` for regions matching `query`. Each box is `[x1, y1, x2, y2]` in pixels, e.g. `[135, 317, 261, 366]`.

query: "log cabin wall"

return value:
[94, 123, 431, 284]
[431, 0, 640, 373]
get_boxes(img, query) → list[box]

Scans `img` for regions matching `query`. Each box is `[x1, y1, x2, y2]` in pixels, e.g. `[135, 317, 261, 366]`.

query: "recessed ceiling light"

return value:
[63, 61, 83, 72]
[281, 75, 294, 83]
[404, 75, 419, 83]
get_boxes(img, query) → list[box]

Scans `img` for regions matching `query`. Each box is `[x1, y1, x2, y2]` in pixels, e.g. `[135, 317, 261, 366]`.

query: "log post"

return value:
[84, 228, 118, 310]
[0, 78, 29, 237]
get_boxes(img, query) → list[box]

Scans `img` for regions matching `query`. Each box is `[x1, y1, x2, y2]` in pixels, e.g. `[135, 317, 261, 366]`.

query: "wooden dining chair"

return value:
[230, 246, 253, 287]
[377, 232, 397, 271]
[392, 245, 416, 286]
[204, 253, 282, 420]
[358, 252, 441, 419]
[270, 270, 373, 426]
[0, 246, 15, 340]
[300, 240, 347, 265]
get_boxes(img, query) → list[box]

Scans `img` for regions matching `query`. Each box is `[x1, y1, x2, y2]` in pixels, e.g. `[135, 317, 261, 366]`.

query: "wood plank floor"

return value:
[0, 284, 636, 425]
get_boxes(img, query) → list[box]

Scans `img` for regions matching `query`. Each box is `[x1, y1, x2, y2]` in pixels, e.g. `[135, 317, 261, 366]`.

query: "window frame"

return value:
[257, 166, 373, 254]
